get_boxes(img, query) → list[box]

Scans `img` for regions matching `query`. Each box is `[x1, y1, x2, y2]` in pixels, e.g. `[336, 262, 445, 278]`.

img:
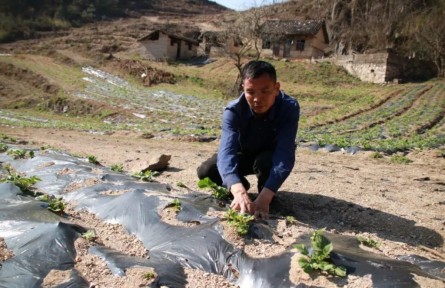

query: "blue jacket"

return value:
[217, 91, 300, 192]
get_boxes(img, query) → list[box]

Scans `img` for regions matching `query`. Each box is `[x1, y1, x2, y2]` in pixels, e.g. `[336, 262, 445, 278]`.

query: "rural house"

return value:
[138, 30, 199, 61]
[261, 20, 329, 59]
[198, 30, 242, 56]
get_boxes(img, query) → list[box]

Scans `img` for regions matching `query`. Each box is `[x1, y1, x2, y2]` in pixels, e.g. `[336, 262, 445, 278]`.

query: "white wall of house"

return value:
[139, 33, 172, 60]
[261, 29, 327, 59]
[139, 33, 197, 61]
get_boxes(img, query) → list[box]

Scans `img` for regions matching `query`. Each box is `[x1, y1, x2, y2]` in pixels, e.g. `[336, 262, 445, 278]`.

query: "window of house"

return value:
[296, 40, 305, 51]
[262, 40, 271, 49]
[170, 38, 176, 46]
[188, 43, 192, 50]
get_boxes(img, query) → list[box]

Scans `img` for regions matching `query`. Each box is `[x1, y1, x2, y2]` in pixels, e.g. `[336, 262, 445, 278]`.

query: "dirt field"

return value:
[1, 125, 444, 287]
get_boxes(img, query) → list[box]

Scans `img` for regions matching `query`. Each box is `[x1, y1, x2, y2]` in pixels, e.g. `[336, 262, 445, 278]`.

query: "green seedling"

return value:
[7, 149, 27, 159]
[357, 235, 380, 249]
[132, 170, 159, 182]
[0, 164, 41, 194]
[390, 154, 413, 164]
[169, 198, 182, 212]
[82, 229, 97, 241]
[36, 194, 65, 214]
[176, 182, 188, 188]
[110, 163, 124, 172]
[286, 216, 297, 226]
[293, 229, 347, 277]
[0, 143, 8, 152]
[198, 177, 231, 200]
[87, 155, 100, 165]
[370, 151, 383, 159]
[143, 271, 156, 280]
[224, 208, 254, 236]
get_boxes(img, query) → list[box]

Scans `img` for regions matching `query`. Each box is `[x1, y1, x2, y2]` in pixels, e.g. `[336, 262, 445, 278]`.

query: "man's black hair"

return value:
[241, 60, 277, 82]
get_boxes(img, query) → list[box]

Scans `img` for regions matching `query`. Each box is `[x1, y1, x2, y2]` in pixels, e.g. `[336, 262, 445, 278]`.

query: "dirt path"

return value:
[1, 125, 445, 286]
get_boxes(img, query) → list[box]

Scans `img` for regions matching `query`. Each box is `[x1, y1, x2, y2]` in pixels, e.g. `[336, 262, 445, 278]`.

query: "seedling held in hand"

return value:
[224, 208, 254, 235]
[198, 177, 231, 200]
[294, 229, 347, 277]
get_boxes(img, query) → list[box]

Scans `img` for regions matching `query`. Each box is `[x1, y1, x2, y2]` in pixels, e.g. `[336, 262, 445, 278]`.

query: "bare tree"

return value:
[220, 3, 274, 94]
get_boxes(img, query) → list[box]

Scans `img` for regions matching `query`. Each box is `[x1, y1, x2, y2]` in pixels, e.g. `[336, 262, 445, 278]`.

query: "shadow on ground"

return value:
[271, 191, 443, 249]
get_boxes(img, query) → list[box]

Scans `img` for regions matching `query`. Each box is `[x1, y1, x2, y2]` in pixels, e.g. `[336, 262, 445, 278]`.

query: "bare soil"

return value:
[1, 125, 445, 287]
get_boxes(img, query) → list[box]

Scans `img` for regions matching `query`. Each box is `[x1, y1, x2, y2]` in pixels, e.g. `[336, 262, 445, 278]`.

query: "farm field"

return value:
[1, 23, 445, 287]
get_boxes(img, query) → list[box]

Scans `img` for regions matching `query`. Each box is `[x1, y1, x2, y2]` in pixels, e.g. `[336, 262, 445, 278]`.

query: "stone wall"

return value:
[332, 53, 401, 83]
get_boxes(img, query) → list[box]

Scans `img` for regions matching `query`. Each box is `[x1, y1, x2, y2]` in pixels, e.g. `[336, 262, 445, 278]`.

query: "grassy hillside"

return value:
[0, 50, 444, 153]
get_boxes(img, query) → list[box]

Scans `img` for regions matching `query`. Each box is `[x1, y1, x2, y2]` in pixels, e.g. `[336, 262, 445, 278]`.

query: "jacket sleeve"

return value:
[217, 107, 242, 189]
[264, 100, 300, 192]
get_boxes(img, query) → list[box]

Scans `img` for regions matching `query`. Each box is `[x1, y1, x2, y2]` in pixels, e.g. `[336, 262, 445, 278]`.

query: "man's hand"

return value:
[253, 187, 275, 220]
[230, 183, 253, 214]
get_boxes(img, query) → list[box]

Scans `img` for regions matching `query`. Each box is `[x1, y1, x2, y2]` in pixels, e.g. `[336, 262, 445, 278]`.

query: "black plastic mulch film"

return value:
[0, 148, 443, 288]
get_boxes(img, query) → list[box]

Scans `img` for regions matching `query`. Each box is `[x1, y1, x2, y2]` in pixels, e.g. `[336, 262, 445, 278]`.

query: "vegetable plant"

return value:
[286, 215, 297, 226]
[293, 229, 347, 277]
[0, 164, 41, 194]
[224, 208, 254, 235]
[198, 177, 231, 200]
[7, 149, 28, 159]
[110, 163, 124, 172]
[132, 170, 159, 182]
[0, 143, 8, 152]
[357, 235, 380, 249]
[87, 155, 100, 165]
[81, 230, 97, 241]
[144, 272, 156, 280]
[36, 194, 65, 214]
[390, 154, 412, 164]
[169, 198, 182, 212]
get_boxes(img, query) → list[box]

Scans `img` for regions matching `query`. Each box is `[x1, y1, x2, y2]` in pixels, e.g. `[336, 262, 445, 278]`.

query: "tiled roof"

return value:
[138, 30, 199, 45]
[262, 20, 324, 36]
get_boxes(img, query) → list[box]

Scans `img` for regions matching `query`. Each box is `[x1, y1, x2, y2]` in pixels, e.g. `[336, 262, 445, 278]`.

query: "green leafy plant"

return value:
[0, 143, 9, 153]
[390, 154, 413, 164]
[87, 155, 100, 165]
[36, 194, 65, 213]
[169, 198, 182, 212]
[286, 216, 297, 226]
[176, 182, 188, 188]
[224, 208, 254, 235]
[81, 229, 97, 241]
[110, 163, 124, 172]
[370, 151, 383, 159]
[0, 164, 41, 194]
[143, 271, 156, 280]
[7, 149, 27, 159]
[198, 177, 231, 200]
[293, 229, 347, 277]
[132, 170, 159, 182]
[357, 235, 380, 249]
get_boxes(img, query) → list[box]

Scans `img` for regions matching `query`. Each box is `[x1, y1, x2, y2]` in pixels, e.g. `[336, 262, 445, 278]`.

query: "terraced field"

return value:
[0, 53, 444, 153]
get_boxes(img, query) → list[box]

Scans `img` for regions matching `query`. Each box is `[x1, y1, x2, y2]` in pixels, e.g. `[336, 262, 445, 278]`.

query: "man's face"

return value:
[243, 73, 280, 117]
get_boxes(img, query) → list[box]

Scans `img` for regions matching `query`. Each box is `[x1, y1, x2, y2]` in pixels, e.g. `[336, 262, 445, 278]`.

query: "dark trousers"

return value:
[196, 150, 273, 192]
